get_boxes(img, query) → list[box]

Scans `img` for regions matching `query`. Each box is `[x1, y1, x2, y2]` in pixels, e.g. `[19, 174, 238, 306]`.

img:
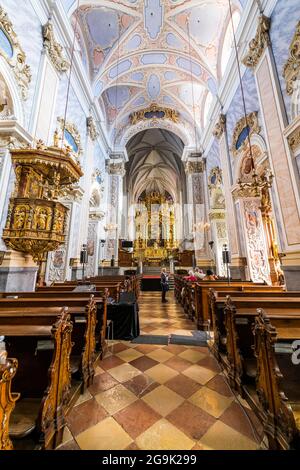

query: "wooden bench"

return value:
[214, 296, 300, 393]
[0, 295, 103, 391]
[0, 356, 19, 450]
[38, 283, 121, 302]
[1, 310, 73, 449]
[209, 292, 300, 449]
[209, 289, 300, 360]
[253, 309, 300, 450]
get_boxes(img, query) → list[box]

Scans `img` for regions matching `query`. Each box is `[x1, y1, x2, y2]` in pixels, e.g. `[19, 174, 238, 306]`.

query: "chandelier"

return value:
[228, 0, 274, 197]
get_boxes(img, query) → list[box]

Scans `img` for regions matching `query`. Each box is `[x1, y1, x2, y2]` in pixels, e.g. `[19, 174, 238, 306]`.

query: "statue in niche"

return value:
[36, 209, 48, 231]
[14, 207, 26, 229]
[53, 129, 60, 147]
[53, 211, 64, 233]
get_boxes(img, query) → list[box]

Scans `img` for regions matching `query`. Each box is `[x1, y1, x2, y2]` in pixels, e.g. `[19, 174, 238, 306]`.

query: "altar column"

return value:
[213, 115, 248, 280]
[185, 154, 211, 270]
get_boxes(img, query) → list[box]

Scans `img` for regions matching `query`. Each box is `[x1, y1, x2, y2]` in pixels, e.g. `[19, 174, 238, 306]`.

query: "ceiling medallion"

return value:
[130, 103, 179, 125]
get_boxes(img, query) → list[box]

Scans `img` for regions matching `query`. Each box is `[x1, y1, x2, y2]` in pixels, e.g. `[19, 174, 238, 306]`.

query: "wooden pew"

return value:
[209, 289, 300, 359]
[253, 309, 300, 450]
[174, 277, 283, 328]
[0, 291, 107, 360]
[0, 356, 19, 450]
[0, 295, 102, 391]
[195, 282, 283, 329]
[210, 293, 300, 449]
[1, 310, 73, 449]
[38, 282, 121, 302]
[216, 296, 300, 395]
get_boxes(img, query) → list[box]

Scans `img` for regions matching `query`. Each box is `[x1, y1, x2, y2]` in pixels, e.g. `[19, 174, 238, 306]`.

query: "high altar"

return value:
[134, 191, 178, 265]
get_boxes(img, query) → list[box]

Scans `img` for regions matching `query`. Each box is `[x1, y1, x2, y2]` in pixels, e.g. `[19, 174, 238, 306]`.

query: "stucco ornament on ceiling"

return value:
[66, 0, 243, 147]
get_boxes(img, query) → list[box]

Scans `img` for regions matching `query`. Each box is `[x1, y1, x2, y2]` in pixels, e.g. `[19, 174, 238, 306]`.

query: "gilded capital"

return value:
[130, 103, 179, 125]
[213, 114, 226, 140]
[185, 160, 205, 175]
[283, 21, 300, 95]
[242, 15, 271, 69]
[106, 160, 126, 177]
[287, 127, 300, 152]
[43, 21, 70, 73]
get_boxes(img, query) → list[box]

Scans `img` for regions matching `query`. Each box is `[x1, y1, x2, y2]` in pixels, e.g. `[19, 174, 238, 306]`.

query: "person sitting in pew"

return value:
[184, 270, 198, 282]
[203, 269, 218, 281]
[194, 268, 206, 280]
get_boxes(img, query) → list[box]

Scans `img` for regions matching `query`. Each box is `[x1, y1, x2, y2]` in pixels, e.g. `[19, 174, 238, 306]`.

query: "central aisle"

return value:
[57, 292, 262, 451]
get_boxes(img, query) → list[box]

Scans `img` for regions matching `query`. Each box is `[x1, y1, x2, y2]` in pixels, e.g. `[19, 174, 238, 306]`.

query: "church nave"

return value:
[57, 293, 261, 451]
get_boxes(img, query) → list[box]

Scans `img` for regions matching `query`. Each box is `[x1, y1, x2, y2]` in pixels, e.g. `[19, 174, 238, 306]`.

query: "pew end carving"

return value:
[254, 309, 300, 450]
[0, 358, 19, 450]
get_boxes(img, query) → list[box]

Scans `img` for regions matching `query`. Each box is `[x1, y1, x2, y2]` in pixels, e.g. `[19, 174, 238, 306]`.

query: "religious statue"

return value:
[53, 211, 64, 233]
[14, 207, 26, 230]
[53, 129, 60, 147]
[36, 209, 48, 231]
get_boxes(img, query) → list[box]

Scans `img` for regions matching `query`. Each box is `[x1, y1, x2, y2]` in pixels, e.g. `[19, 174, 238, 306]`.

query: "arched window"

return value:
[220, 11, 241, 78]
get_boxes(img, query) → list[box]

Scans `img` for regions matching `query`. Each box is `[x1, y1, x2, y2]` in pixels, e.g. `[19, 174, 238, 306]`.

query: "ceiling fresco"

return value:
[63, 0, 244, 148]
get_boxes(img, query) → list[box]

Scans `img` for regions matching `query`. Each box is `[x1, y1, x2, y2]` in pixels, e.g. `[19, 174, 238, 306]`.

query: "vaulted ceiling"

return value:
[63, 0, 244, 148]
[125, 128, 185, 202]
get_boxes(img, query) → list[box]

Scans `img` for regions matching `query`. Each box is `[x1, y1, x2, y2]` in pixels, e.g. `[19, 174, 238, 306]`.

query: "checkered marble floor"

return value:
[57, 292, 264, 450]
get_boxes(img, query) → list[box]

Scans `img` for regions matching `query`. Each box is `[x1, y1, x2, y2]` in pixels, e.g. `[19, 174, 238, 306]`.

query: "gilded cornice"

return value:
[232, 185, 260, 200]
[283, 21, 300, 95]
[242, 15, 271, 69]
[57, 117, 82, 157]
[209, 211, 226, 221]
[185, 160, 205, 175]
[213, 114, 226, 140]
[42, 21, 70, 73]
[231, 112, 260, 157]
[130, 103, 179, 125]
[106, 160, 126, 177]
[0, 7, 31, 100]
[287, 127, 300, 152]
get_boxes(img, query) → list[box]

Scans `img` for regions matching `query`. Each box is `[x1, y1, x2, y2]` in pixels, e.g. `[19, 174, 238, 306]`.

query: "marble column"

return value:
[77, 117, 98, 252]
[208, 211, 228, 277]
[45, 186, 84, 283]
[105, 157, 126, 266]
[213, 115, 247, 280]
[86, 210, 105, 278]
[185, 155, 211, 269]
[242, 16, 300, 289]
